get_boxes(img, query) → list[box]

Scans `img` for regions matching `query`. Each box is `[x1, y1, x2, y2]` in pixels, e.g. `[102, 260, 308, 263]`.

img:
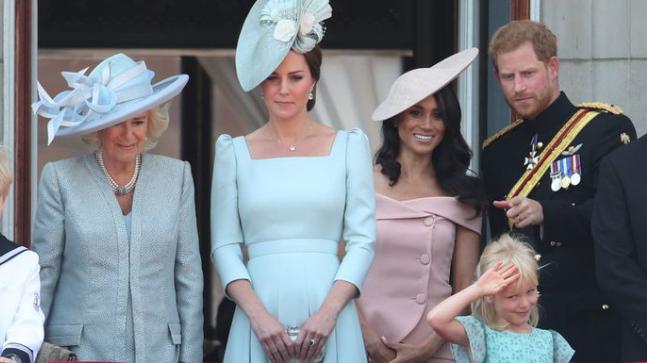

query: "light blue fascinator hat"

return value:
[372, 48, 479, 121]
[235, 0, 332, 92]
[32, 53, 189, 145]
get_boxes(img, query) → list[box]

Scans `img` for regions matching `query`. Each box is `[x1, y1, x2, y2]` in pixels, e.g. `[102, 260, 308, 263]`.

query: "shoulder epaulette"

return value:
[482, 119, 524, 150]
[578, 102, 623, 115]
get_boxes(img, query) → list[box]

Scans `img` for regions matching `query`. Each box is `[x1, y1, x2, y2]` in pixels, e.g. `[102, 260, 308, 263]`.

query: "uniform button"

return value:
[602, 304, 610, 310]
[549, 241, 562, 247]
[423, 217, 434, 227]
[534, 254, 542, 262]
[571, 203, 576, 207]
[415, 294, 426, 304]
[420, 254, 430, 265]
[550, 241, 556, 247]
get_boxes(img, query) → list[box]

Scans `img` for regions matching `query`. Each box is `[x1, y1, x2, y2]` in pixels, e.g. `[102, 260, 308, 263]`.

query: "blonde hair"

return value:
[472, 233, 540, 330]
[489, 20, 557, 72]
[0, 146, 13, 199]
[82, 102, 171, 151]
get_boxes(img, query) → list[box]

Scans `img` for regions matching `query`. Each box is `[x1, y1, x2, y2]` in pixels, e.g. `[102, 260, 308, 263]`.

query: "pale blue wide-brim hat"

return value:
[372, 48, 479, 121]
[32, 53, 189, 145]
[235, 0, 332, 92]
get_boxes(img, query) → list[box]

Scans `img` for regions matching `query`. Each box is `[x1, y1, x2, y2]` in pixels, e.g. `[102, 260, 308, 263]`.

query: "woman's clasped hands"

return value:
[252, 308, 335, 363]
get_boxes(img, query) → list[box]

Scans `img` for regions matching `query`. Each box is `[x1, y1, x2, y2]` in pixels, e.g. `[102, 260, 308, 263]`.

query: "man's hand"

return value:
[493, 196, 544, 228]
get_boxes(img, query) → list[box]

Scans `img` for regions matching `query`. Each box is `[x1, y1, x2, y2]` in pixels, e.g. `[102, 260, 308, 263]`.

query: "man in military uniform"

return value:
[593, 134, 647, 363]
[482, 20, 636, 362]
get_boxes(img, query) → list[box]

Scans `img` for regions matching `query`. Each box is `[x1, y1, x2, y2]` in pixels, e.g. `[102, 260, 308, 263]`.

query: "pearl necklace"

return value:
[95, 151, 141, 196]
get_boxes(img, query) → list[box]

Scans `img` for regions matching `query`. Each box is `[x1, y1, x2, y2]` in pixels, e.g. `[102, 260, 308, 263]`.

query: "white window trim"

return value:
[458, 0, 480, 174]
[3, 0, 16, 239]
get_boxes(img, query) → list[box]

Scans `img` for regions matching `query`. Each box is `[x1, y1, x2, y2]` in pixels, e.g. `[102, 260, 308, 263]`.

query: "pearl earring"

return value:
[308, 92, 314, 100]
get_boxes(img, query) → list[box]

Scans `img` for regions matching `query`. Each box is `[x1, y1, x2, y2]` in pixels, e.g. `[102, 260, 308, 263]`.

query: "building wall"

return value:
[542, 0, 647, 137]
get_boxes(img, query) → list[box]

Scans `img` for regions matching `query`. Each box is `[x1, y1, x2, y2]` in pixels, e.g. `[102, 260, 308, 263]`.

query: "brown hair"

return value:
[302, 45, 322, 111]
[489, 20, 557, 71]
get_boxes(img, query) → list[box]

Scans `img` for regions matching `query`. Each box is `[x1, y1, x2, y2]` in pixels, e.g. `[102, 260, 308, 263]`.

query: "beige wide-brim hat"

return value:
[372, 48, 479, 121]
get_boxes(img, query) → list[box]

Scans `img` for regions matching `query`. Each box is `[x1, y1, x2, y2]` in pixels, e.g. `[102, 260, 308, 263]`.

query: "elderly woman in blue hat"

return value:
[31, 54, 203, 363]
[211, 0, 375, 362]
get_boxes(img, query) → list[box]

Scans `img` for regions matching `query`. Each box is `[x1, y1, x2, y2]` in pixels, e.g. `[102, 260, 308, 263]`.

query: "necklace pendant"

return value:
[115, 186, 129, 196]
[288, 145, 296, 152]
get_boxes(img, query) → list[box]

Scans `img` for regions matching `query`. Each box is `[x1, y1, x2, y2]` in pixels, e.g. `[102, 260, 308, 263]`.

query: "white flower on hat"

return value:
[274, 19, 297, 42]
[299, 13, 315, 36]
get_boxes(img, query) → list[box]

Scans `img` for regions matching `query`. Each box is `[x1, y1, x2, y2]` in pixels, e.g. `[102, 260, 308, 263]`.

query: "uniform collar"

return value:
[525, 92, 577, 136]
[0, 233, 22, 257]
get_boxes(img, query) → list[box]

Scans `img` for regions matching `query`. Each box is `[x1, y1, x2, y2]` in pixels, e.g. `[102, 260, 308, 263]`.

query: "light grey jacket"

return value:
[32, 153, 203, 363]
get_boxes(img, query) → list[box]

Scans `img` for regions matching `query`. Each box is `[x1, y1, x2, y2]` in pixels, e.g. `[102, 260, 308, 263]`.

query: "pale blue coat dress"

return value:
[33, 154, 204, 363]
[211, 129, 376, 363]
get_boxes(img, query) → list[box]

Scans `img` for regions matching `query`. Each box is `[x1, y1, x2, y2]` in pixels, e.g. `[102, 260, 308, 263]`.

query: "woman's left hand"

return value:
[382, 338, 429, 363]
[295, 307, 337, 361]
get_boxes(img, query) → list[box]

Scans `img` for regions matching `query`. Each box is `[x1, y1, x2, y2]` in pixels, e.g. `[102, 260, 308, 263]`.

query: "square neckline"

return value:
[241, 130, 342, 161]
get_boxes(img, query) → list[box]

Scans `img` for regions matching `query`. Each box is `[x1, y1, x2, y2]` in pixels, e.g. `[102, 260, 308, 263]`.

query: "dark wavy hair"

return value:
[302, 46, 322, 111]
[375, 86, 486, 214]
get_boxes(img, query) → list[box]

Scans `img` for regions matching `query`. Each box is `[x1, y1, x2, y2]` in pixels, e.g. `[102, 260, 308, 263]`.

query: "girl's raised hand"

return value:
[475, 262, 520, 296]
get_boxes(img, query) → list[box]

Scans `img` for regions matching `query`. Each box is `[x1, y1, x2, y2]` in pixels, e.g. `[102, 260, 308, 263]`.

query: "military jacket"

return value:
[482, 92, 636, 362]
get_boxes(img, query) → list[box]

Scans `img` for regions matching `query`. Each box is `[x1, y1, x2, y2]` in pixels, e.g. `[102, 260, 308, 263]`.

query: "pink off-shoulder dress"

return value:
[357, 194, 481, 362]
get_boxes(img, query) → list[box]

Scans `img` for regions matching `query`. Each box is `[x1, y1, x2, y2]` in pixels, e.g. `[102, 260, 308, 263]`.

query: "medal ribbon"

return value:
[506, 109, 599, 200]
[573, 154, 581, 175]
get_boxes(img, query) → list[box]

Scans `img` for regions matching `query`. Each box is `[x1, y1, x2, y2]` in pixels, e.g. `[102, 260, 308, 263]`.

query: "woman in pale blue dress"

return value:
[428, 234, 574, 363]
[210, 1, 375, 362]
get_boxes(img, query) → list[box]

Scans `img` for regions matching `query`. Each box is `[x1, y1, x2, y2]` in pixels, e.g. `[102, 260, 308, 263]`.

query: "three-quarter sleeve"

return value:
[335, 129, 376, 295]
[210, 135, 251, 293]
[31, 162, 66, 318]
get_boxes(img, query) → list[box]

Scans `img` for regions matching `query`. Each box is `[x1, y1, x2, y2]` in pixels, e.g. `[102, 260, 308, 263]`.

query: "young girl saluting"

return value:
[427, 234, 574, 362]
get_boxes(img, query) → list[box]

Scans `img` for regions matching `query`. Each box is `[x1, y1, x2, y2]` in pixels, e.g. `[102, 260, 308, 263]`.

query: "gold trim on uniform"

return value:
[577, 101, 623, 115]
[482, 119, 524, 150]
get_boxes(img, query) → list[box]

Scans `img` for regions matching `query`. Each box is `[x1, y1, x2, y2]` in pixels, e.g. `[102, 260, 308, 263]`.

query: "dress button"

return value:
[550, 241, 562, 247]
[423, 217, 434, 227]
[420, 254, 430, 265]
[602, 304, 610, 310]
[415, 294, 426, 304]
[550, 241, 556, 246]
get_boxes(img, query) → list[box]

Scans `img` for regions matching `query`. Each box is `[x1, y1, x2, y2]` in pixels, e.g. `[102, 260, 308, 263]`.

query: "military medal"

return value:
[570, 154, 581, 186]
[550, 160, 562, 192]
[524, 134, 540, 170]
[560, 157, 571, 189]
[560, 175, 571, 189]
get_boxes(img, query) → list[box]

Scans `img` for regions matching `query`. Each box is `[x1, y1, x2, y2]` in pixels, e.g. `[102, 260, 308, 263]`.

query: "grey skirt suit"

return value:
[32, 153, 203, 363]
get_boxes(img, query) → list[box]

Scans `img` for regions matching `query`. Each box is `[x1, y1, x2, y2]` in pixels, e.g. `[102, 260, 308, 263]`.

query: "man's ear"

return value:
[547, 56, 560, 80]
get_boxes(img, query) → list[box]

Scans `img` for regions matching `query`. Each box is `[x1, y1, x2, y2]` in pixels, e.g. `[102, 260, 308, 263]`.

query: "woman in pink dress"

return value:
[357, 49, 484, 363]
